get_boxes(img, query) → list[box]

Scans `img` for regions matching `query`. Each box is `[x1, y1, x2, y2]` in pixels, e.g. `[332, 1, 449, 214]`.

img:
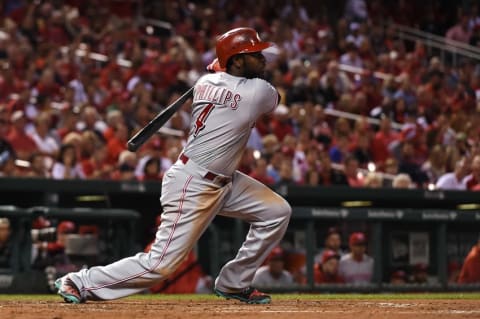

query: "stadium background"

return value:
[0, 0, 480, 294]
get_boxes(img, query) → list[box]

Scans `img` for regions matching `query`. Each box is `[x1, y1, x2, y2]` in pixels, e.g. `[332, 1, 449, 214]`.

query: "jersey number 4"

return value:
[193, 103, 215, 137]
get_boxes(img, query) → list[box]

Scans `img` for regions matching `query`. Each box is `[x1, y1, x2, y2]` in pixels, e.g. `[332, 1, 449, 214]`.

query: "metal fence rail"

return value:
[392, 23, 480, 67]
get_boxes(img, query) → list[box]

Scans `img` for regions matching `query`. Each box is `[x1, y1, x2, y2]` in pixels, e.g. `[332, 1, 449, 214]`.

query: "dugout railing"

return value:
[0, 205, 141, 293]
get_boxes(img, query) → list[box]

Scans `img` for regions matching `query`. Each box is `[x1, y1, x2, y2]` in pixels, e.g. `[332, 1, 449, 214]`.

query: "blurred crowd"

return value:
[0, 0, 479, 191]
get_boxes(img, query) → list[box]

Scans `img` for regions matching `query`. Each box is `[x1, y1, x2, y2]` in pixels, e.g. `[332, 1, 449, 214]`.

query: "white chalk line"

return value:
[211, 309, 480, 314]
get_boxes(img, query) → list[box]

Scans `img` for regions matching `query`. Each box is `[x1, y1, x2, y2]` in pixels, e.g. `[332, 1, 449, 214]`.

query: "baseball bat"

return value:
[127, 86, 194, 152]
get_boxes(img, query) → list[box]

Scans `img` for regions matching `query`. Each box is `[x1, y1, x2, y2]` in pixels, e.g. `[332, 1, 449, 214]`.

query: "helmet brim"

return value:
[237, 41, 272, 55]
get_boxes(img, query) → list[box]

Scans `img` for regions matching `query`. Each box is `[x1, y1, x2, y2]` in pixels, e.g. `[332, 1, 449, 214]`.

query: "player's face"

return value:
[326, 233, 341, 250]
[322, 258, 339, 275]
[351, 243, 366, 257]
[241, 51, 266, 79]
[268, 259, 284, 276]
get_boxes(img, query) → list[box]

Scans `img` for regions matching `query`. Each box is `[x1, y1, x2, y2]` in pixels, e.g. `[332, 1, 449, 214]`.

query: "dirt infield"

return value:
[2, 297, 480, 319]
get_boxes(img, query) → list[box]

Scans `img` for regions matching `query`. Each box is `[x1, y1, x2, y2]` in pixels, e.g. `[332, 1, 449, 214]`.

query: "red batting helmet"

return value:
[216, 27, 271, 68]
[57, 221, 76, 234]
[349, 232, 367, 246]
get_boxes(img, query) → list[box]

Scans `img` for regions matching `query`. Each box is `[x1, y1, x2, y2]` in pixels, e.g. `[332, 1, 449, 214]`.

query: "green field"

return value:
[1, 292, 479, 302]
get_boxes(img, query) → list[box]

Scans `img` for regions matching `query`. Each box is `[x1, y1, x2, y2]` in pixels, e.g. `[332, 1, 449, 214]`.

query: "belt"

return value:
[179, 153, 231, 185]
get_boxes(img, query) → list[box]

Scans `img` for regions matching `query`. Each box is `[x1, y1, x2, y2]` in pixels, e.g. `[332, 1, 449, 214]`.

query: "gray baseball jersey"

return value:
[252, 265, 294, 288]
[183, 72, 278, 175]
[338, 253, 374, 284]
[66, 72, 291, 301]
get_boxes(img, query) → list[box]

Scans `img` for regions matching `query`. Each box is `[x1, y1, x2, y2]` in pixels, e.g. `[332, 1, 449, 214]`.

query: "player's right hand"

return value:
[206, 58, 225, 73]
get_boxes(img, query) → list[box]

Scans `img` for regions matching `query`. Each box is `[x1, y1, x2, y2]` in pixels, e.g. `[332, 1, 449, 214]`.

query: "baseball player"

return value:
[338, 232, 374, 284]
[55, 27, 291, 305]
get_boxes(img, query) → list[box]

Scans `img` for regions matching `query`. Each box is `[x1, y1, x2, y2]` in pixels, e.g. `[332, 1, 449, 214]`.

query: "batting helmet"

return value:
[57, 221, 76, 234]
[216, 27, 271, 68]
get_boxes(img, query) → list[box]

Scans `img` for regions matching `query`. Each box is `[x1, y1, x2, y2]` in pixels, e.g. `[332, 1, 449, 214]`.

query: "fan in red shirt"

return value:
[270, 104, 294, 142]
[105, 122, 128, 165]
[370, 116, 398, 166]
[6, 110, 38, 160]
[314, 249, 345, 284]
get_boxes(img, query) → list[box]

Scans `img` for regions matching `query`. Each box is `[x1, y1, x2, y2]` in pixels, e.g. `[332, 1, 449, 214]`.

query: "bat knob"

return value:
[127, 142, 138, 152]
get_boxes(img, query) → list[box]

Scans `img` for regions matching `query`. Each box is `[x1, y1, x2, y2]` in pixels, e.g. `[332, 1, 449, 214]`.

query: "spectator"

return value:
[363, 172, 383, 188]
[421, 144, 447, 184]
[51, 143, 85, 180]
[397, 140, 429, 186]
[266, 149, 284, 184]
[382, 157, 400, 187]
[329, 135, 350, 164]
[339, 232, 374, 284]
[249, 157, 275, 186]
[344, 155, 364, 187]
[26, 152, 51, 178]
[237, 148, 256, 175]
[56, 109, 81, 141]
[392, 173, 414, 189]
[161, 139, 182, 173]
[77, 106, 107, 139]
[304, 168, 320, 186]
[0, 218, 12, 269]
[314, 249, 344, 284]
[5, 110, 38, 160]
[351, 134, 372, 168]
[463, 155, 480, 190]
[344, 0, 368, 22]
[311, 104, 332, 148]
[138, 157, 162, 182]
[270, 104, 294, 143]
[411, 263, 431, 284]
[274, 158, 297, 188]
[79, 131, 102, 162]
[371, 117, 398, 166]
[318, 151, 348, 186]
[111, 150, 137, 181]
[315, 227, 345, 263]
[29, 111, 60, 158]
[105, 122, 129, 165]
[320, 60, 352, 104]
[80, 139, 113, 180]
[390, 269, 407, 285]
[340, 41, 363, 68]
[134, 135, 164, 179]
[0, 144, 19, 177]
[457, 235, 480, 284]
[261, 134, 280, 158]
[0, 109, 17, 177]
[252, 247, 294, 289]
[446, 14, 472, 43]
[435, 157, 469, 190]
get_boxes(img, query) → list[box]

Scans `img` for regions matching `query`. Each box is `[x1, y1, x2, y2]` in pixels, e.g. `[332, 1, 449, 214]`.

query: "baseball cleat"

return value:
[55, 276, 83, 304]
[214, 287, 271, 304]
